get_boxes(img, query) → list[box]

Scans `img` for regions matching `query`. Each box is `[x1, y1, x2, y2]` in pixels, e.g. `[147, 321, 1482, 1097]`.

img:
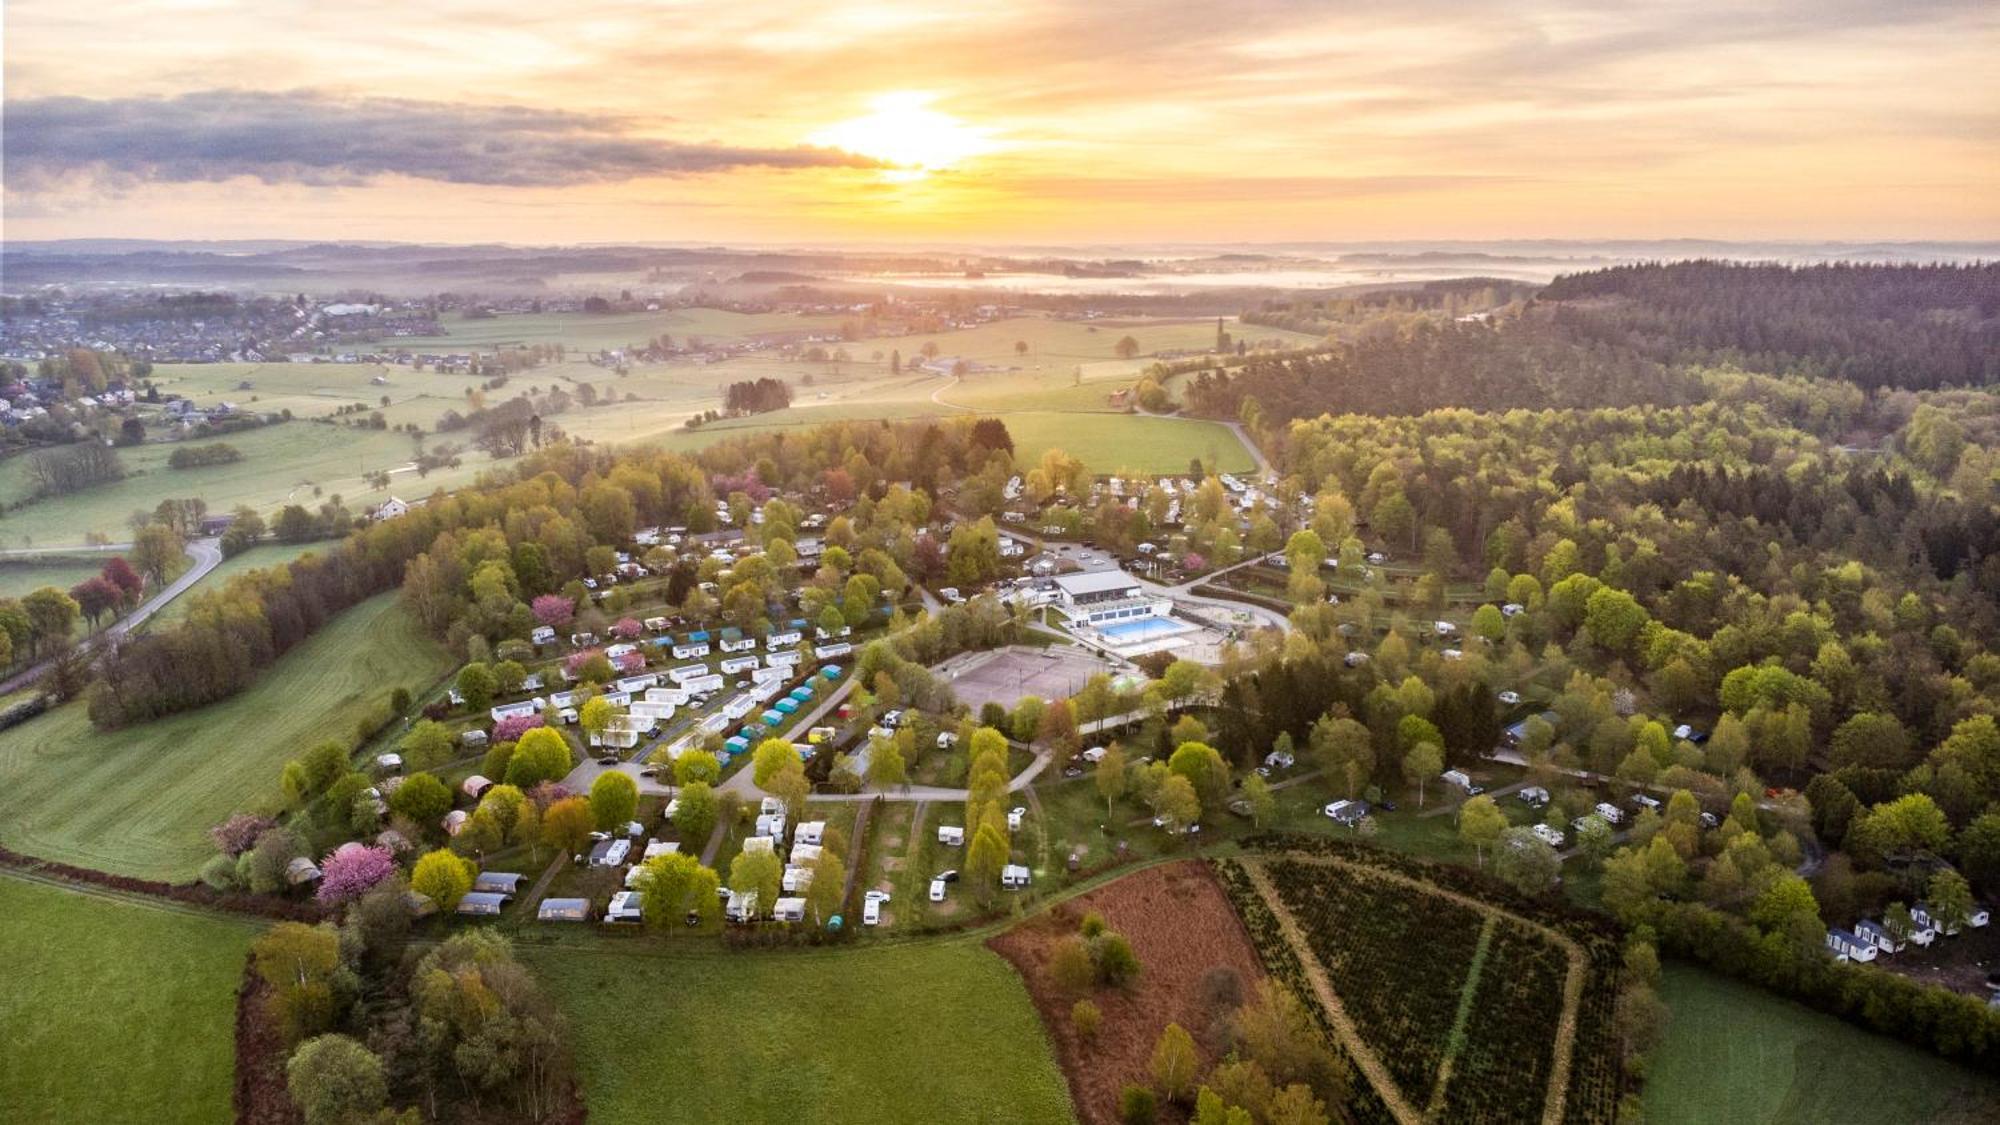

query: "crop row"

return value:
[1210, 859, 1398, 1125]
[1439, 917, 1569, 1123]
[1267, 857, 1488, 1101]
[1224, 828, 1632, 1112]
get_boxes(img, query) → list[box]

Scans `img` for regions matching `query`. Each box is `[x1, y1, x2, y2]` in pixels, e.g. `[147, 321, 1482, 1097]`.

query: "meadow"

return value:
[0, 593, 453, 879]
[530, 938, 1074, 1125]
[0, 555, 111, 600]
[0, 875, 255, 1125]
[1644, 964, 2000, 1124]
[0, 420, 485, 548]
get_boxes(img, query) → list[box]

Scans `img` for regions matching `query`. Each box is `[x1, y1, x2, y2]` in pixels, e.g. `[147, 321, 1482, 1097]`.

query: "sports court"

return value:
[937, 644, 1118, 712]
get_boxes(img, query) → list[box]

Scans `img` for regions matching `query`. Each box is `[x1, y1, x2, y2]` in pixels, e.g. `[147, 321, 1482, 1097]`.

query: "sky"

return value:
[4, 0, 1998, 244]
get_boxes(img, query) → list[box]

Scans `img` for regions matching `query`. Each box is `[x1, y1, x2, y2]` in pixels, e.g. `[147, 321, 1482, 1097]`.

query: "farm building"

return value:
[537, 898, 592, 922]
[456, 892, 510, 917]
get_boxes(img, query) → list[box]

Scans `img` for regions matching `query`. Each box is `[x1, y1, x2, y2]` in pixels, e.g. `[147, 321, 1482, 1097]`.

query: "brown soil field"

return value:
[988, 860, 1266, 1125]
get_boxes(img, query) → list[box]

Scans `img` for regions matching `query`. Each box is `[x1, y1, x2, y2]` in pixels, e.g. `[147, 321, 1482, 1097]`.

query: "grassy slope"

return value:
[0, 876, 254, 1125]
[0, 593, 453, 879]
[0, 421, 490, 547]
[1644, 964, 2000, 1124]
[531, 940, 1074, 1125]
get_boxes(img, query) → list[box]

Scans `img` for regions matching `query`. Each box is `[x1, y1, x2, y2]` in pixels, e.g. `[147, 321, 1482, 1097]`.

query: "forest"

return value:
[1188, 262, 2000, 425]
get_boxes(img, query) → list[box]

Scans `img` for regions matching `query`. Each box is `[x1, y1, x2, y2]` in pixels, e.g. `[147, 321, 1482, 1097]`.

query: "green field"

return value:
[531, 939, 1074, 1124]
[0, 556, 108, 600]
[0, 875, 255, 1124]
[389, 307, 851, 352]
[0, 593, 453, 879]
[1644, 964, 2000, 1124]
[0, 421, 490, 548]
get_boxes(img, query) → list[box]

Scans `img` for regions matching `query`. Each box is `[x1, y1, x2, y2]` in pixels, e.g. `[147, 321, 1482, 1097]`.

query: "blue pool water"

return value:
[1099, 616, 1183, 641]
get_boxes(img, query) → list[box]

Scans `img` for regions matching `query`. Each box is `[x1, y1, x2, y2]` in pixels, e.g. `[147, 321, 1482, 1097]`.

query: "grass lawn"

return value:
[530, 939, 1073, 1125]
[0, 875, 255, 1125]
[0, 593, 453, 879]
[1645, 963, 2000, 1124]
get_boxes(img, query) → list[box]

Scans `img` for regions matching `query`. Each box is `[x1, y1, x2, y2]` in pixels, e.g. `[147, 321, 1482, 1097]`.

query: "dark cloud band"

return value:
[4, 89, 879, 188]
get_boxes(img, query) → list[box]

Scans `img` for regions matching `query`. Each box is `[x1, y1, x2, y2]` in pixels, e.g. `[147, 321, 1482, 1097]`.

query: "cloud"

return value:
[3, 89, 881, 189]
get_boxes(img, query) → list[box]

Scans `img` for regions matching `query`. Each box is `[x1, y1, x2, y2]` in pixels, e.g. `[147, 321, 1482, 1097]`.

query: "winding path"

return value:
[0, 536, 223, 695]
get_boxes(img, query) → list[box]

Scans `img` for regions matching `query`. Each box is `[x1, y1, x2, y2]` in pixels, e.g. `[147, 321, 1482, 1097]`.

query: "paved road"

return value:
[0, 536, 223, 695]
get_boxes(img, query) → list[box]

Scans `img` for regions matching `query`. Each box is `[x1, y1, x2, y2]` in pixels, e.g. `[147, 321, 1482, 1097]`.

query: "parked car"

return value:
[597, 755, 619, 766]
[928, 878, 947, 903]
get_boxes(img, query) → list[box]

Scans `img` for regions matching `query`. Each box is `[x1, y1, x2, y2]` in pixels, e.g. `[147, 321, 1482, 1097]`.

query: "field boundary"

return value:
[1242, 860, 1424, 1125]
[1242, 853, 1588, 1125]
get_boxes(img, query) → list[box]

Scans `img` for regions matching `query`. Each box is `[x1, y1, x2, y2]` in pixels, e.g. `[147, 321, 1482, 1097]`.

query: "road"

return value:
[0, 536, 223, 695]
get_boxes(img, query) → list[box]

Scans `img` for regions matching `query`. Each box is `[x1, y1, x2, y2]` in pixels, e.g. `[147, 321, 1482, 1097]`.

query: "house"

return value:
[1051, 569, 1169, 629]
[1002, 864, 1032, 888]
[537, 898, 592, 922]
[456, 892, 511, 917]
[1855, 919, 1903, 954]
[938, 825, 965, 847]
[472, 871, 525, 895]
[604, 891, 643, 924]
[1826, 928, 1878, 963]
[285, 856, 323, 886]
[372, 497, 409, 522]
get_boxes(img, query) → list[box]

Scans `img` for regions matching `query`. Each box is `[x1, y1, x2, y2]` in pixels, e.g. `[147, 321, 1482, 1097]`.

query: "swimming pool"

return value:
[1098, 616, 1186, 641]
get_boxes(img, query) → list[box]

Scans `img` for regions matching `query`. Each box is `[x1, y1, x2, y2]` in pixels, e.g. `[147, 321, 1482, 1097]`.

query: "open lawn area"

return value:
[390, 307, 851, 352]
[530, 938, 1074, 1125]
[1644, 964, 2000, 1124]
[0, 875, 255, 1125]
[0, 421, 489, 548]
[0, 594, 453, 879]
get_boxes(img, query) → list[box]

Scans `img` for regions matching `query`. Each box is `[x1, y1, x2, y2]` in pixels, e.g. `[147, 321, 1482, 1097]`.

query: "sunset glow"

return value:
[810, 92, 999, 180]
[2, 1, 1996, 242]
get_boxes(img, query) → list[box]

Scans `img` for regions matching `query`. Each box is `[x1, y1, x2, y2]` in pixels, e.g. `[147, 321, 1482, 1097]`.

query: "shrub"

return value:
[1072, 999, 1102, 1042]
[1120, 1084, 1158, 1125]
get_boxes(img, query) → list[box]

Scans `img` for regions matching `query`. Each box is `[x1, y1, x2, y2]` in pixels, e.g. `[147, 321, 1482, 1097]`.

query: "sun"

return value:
[810, 92, 997, 179]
